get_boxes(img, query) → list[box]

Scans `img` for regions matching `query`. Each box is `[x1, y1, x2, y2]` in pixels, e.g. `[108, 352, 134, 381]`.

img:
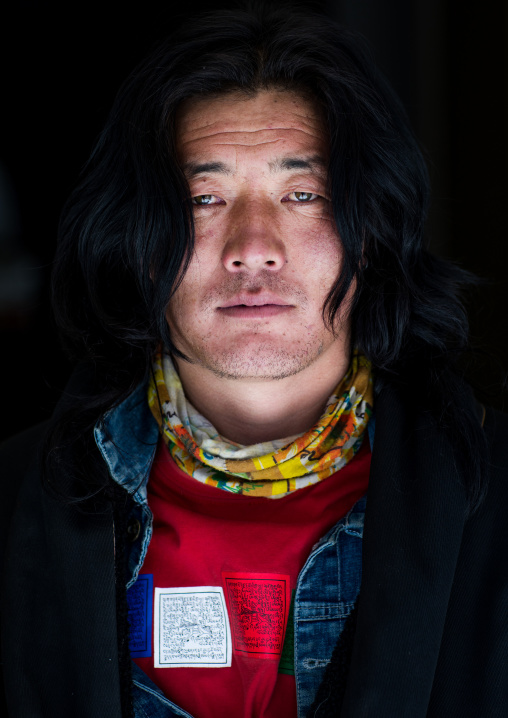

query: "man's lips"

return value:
[218, 304, 294, 318]
[217, 292, 294, 318]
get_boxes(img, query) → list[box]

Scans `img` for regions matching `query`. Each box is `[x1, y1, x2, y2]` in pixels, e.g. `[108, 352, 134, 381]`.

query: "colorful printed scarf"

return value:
[148, 351, 373, 498]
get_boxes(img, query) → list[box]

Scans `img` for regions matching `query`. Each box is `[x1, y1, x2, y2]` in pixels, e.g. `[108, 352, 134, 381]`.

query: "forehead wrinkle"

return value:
[183, 124, 319, 137]
[181, 126, 323, 149]
[212, 139, 281, 147]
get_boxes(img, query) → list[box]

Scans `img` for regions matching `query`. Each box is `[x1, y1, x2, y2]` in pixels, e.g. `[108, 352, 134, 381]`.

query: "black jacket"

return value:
[1, 372, 508, 717]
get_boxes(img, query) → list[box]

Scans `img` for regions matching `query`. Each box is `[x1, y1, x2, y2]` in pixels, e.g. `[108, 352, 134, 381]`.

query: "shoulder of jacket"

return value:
[0, 420, 50, 469]
[0, 421, 50, 528]
[483, 405, 508, 458]
[470, 406, 508, 520]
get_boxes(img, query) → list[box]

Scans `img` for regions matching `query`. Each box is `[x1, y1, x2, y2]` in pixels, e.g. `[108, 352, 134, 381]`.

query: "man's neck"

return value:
[173, 350, 351, 445]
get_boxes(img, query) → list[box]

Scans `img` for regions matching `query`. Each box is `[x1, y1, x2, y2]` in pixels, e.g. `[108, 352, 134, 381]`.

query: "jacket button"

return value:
[127, 519, 141, 542]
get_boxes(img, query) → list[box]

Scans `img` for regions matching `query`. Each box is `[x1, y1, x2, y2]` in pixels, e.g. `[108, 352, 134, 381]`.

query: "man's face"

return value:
[167, 89, 352, 380]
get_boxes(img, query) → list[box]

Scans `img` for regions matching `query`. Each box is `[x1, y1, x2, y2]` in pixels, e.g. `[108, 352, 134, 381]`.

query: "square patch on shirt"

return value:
[154, 586, 232, 668]
[222, 572, 291, 659]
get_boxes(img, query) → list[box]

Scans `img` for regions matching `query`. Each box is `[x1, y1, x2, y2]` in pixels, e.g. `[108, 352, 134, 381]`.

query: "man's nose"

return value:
[221, 198, 286, 272]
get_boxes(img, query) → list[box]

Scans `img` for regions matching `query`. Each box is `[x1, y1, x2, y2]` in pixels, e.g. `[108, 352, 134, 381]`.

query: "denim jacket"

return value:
[95, 382, 371, 718]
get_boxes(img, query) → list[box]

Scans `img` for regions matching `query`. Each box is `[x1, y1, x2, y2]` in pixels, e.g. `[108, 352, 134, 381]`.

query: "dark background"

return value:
[1, 0, 507, 440]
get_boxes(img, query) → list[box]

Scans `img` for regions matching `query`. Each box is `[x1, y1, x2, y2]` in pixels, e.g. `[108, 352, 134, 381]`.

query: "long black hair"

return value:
[50, 4, 487, 511]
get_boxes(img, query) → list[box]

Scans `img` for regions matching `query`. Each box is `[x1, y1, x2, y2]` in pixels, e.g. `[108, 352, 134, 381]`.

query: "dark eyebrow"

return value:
[183, 161, 233, 178]
[268, 155, 327, 173]
[182, 155, 327, 178]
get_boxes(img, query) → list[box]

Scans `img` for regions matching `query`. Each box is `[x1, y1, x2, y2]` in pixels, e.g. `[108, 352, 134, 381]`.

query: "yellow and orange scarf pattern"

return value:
[148, 351, 373, 498]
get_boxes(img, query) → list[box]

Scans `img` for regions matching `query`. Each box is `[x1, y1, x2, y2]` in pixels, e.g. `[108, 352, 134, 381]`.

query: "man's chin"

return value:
[190, 344, 324, 382]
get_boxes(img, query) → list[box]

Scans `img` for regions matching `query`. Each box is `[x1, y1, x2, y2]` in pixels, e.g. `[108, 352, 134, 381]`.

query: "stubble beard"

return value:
[184, 334, 326, 381]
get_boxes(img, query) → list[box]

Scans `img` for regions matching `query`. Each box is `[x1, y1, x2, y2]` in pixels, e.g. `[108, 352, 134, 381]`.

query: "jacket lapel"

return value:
[341, 384, 468, 716]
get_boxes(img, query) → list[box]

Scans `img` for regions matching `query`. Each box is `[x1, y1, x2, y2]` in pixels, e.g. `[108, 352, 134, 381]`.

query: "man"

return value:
[1, 6, 507, 718]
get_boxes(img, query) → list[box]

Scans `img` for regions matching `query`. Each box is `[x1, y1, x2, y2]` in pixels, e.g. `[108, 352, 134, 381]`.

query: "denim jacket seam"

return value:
[294, 526, 344, 716]
[294, 498, 365, 717]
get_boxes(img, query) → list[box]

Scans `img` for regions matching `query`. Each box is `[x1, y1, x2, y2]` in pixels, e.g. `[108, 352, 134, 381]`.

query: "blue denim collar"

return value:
[94, 380, 159, 505]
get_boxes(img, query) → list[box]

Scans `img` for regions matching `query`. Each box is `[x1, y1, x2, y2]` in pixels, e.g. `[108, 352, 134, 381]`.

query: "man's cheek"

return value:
[193, 211, 226, 237]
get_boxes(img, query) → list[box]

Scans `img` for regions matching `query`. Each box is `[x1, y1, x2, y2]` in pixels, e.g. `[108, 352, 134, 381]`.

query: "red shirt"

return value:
[132, 439, 370, 718]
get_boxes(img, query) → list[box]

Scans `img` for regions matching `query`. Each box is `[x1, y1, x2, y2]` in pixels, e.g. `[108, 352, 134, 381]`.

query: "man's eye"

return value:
[192, 194, 223, 205]
[285, 191, 320, 202]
